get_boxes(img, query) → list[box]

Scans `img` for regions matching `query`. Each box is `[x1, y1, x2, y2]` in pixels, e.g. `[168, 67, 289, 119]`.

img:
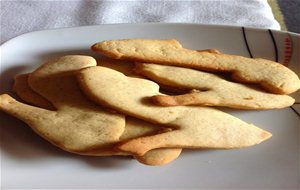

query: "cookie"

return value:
[124, 118, 181, 166]
[97, 57, 145, 79]
[77, 66, 272, 156]
[94, 58, 183, 164]
[0, 56, 126, 154]
[11, 64, 181, 165]
[13, 74, 55, 110]
[135, 63, 295, 109]
[91, 39, 300, 94]
[97, 58, 136, 76]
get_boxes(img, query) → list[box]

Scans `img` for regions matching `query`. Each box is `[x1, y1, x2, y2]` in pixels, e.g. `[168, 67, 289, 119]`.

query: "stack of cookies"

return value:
[1, 39, 299, 166]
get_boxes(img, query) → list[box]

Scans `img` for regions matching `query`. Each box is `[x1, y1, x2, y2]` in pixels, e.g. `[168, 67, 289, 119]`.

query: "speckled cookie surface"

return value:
[135, 63, 295, 109]
[77, 66, 272, 156]
[11, 60, 181, 165]
[92, 39, 300, 94]
[0, 56, 126, 154]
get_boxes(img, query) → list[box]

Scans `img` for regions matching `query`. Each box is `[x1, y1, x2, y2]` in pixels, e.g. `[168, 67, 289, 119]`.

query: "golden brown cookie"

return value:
[77, 66, 272, 156]
[97, 57, 145, 79]
[97, 58, 135, 76]
[92, 39, 300, 94]
[13, 74, 55, 110]
[135, 63, 295, 109]
[124, 118, 181, 166]
[93, 58, 182, 164]
[0, 56, 126, 154]
[11, 62, 181, 165]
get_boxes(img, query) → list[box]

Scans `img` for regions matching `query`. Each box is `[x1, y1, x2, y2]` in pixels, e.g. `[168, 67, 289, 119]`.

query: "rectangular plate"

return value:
[1, 23, 299, 189]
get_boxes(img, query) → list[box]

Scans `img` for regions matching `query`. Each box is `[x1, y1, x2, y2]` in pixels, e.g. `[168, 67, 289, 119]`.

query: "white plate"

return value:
[1, 23, 299, 189]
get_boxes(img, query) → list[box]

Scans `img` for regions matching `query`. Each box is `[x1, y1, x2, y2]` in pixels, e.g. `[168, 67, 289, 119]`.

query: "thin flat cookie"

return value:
[135, 63, 295, 109]
[77, 66, 272, 156]
[12, 68, 181, 165]
[0, 56, 126, 155]
[13, 74, 55, 110]
[92, 39, 300, 94]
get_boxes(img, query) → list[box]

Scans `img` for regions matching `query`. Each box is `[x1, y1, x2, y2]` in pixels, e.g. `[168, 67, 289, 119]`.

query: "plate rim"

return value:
[1, 22, 300, 48]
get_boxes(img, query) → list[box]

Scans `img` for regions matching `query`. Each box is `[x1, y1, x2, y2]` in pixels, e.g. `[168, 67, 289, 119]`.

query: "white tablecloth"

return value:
[1, 0, 280, 44]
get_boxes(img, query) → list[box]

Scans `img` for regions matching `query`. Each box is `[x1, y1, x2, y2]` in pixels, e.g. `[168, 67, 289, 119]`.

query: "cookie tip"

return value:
[91, 43, 99, 52]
